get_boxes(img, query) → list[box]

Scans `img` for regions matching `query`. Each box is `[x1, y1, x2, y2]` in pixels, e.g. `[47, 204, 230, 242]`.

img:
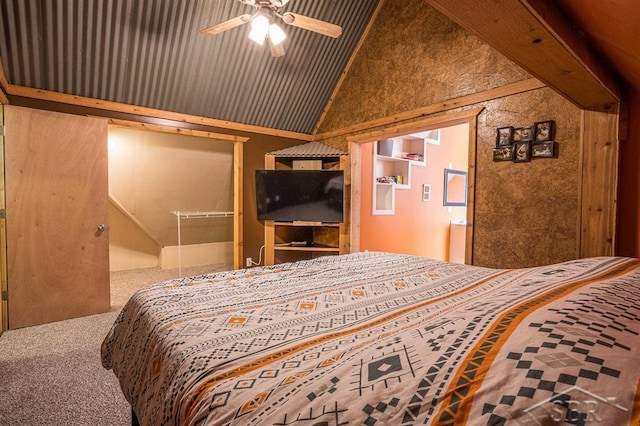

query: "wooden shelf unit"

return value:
[264, 150, 348, 266]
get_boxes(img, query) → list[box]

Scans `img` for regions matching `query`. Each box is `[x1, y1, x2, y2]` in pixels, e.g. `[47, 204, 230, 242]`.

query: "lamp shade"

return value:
[268, 23, 286, 45]
[249, 14, 269, 45]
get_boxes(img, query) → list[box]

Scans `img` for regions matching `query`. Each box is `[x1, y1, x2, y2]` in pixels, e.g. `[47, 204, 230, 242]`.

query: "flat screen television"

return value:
[255, 170, 344, 223]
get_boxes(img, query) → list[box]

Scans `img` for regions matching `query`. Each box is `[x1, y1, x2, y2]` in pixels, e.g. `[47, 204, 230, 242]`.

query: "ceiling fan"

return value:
[201, 0, 342, 57]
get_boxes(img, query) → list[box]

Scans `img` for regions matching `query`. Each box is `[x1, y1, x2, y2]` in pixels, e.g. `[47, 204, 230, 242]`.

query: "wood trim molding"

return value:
[520, 0, 619, 103]
[312, 0, 386, 135]
[0, 218, 7, 333]
[348, 108, 483, 260]
[339, 155, 350, 254]
[0, 107, 5, 332]
[348, 141, 362, 253]
[106, 118, 249, 143]
[465, 114, 479, 265]
[263, 155, 276, 266]
[7, 84, 313, 141]
[316, 78, 544, 141]
[426, 0, 619, 110]
[233, 142, 244, 270]
[345, 107, 485, 144]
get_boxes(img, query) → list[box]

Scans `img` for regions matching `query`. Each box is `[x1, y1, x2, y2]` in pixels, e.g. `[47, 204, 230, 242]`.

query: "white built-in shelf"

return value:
[372, 135, 428, 215]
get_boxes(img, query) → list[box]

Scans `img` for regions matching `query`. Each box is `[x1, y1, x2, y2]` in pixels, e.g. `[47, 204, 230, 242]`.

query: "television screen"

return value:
[255, 170, 344, 223]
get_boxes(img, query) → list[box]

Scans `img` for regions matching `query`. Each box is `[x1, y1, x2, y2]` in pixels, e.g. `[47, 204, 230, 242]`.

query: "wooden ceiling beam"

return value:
[425, 0, 620, 111]
[315, 78, 544, 141]
[6, 85, 313, 141]
[104, 118, 249, 143]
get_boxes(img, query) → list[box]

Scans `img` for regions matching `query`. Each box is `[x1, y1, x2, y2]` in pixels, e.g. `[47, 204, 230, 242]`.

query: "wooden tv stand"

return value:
[263, 146, 348, 265]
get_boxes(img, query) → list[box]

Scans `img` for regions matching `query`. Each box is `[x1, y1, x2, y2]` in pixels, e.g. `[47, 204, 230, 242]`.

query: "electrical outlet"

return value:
[246, 257, 252, 268]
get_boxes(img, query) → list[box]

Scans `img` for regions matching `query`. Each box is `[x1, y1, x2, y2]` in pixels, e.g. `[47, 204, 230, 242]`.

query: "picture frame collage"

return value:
[493, 120, 557, 162]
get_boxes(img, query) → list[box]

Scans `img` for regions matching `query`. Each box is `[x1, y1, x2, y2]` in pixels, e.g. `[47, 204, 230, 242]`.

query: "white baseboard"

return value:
[160, 242, 233, 270]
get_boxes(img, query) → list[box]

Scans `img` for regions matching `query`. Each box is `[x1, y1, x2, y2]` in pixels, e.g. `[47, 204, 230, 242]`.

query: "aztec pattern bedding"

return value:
[101, 252, 640, 425]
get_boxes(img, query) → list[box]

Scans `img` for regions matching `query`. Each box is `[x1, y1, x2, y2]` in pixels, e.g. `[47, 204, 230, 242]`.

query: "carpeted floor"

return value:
[0, 263, 231, 426]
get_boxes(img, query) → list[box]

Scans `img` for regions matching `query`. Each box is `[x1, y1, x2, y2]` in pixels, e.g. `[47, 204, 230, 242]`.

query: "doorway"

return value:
[106, 126, 244, 275]
[349, 109, 481, 264]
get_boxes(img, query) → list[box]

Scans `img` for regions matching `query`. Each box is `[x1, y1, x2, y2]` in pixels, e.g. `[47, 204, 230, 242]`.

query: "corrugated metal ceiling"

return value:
[0, 0, 380, 134]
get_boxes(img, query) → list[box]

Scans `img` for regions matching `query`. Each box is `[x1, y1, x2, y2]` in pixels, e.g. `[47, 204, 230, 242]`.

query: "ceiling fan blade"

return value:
[268, 38, 285, 57]
[282, 12, 342, 38]
[200, 14, 251, 36]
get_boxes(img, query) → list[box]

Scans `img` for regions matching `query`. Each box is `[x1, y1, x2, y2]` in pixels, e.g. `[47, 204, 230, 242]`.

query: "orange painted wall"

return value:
[360, 124, 469, 260]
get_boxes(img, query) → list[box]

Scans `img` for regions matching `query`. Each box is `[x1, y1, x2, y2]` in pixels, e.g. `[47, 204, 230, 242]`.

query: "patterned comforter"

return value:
[101, 252, 640, 425]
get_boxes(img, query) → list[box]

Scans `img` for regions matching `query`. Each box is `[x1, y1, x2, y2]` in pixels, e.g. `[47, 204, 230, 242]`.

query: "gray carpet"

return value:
[0, 263, 231, 426]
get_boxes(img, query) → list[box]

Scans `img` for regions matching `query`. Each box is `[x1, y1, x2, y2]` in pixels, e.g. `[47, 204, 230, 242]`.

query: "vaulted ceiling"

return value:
[556, 0, 640, 93]
[0, 0, 638, 137]
[0, 0, 379, 135]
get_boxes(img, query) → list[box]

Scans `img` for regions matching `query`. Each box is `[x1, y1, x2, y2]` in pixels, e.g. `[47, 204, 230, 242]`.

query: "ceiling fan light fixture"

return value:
[202, 0, 343, 58]
[268, 23, 286, 45]
[249, 14, 270, 45]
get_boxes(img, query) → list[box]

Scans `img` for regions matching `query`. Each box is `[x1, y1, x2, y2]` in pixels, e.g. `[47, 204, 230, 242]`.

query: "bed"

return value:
[101, 252, 640, 425]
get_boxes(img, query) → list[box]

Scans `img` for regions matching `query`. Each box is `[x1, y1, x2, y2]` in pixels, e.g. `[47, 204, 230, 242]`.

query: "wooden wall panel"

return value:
[579, 109, 618, 257]
[234, 141, 243, 269]
[5, 106, 110, 328]
[615, 88, 640, 257]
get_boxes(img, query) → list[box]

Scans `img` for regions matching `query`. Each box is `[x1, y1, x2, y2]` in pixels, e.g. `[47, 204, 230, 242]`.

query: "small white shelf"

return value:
[374, 182, 395, 215]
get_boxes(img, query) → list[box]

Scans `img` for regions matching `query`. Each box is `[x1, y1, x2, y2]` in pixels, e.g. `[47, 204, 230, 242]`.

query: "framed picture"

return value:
[531, 141, 557, 158]
[513, 141, 531, 162]
[496, 126, 514, 146]
[534, 120, 554, 142]
[513, 126, 534, 142]
[493, 145, 514, 161]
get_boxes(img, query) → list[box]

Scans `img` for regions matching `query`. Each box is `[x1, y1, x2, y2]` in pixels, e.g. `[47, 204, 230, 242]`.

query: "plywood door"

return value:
[5, 106, 110, 329]
[0, 105, 5, 334]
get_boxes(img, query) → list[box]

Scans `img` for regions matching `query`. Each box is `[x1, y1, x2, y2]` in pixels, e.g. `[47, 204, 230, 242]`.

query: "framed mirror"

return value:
[443, 169, 468, 206]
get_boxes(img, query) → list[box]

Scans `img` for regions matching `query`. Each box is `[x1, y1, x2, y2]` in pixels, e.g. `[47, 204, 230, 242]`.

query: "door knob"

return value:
[97, 224, 108, 232]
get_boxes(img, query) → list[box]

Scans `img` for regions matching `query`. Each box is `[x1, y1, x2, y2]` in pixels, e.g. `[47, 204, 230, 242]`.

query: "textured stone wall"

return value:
[318, 0, 582, 268]
[474, 89, 581, 268]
